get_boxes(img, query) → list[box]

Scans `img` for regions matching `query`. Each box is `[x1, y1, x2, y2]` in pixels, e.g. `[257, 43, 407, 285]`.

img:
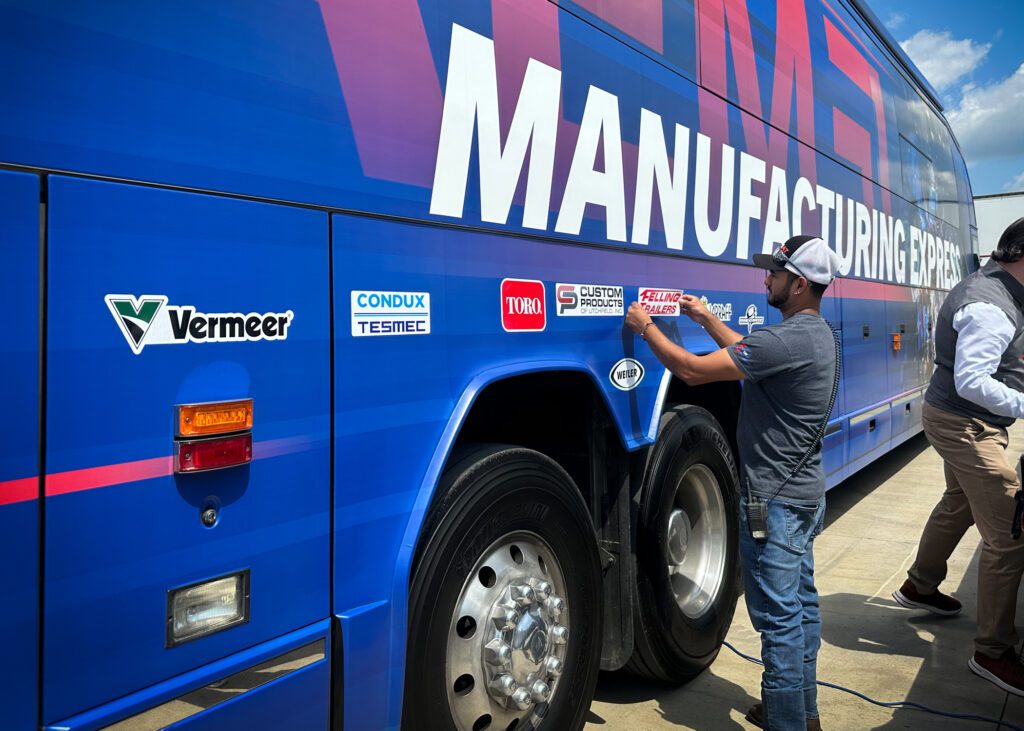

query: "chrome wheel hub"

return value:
[666, 463, 727, 619]
[447, 532, 568, 730]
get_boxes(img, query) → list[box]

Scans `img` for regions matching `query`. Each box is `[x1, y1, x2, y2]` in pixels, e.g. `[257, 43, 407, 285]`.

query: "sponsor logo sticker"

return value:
[700, 296, 733, 322]
[609, 358, 645, 391]
[738, 304, 765, 333]
[555, 283, 624, 316]
[106, 294, 293, 355]
[638, 287, 684, 316]
[501, 279, 546, 331]
[351, 290, 430, 337]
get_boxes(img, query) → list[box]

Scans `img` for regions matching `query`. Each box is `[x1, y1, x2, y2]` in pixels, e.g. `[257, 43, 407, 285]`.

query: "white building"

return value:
[975, 191, 1024, 253]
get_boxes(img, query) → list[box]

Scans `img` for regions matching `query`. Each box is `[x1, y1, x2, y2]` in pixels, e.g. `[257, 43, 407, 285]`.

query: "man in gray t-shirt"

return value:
[626, 235, 840, 731]
[729, 313, 837, 505]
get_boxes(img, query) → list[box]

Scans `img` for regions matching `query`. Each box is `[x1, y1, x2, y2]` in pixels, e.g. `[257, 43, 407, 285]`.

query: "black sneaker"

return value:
[892, 578, 961, 616]
[969, 649, 1024, 696]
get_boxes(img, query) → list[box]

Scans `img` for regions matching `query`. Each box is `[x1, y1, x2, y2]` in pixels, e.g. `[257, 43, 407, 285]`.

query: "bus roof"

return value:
[846, 0, 944, 111]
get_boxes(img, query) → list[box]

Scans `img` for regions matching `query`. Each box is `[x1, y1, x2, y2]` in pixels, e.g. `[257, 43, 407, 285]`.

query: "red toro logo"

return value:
[638, 287, 684, 317]
[501, 279, 546, 332]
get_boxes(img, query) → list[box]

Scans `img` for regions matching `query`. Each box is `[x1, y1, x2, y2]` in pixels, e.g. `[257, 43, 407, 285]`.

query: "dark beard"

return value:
[767, 288, 789, 309]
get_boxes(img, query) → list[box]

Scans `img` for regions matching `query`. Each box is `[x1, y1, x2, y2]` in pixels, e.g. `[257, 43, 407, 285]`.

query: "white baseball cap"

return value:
[753, 235, 841, 285]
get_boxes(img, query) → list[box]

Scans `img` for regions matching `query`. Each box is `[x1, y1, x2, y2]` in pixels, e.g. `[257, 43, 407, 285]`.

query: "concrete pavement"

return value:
[586, 424, 1024, 730]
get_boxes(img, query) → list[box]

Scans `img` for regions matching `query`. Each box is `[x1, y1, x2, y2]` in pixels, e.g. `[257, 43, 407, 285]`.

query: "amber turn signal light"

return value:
[176, 399, 253, 438]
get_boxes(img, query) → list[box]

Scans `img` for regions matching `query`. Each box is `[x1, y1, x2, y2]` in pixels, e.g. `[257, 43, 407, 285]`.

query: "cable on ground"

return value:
[723, 640, 1024, 731]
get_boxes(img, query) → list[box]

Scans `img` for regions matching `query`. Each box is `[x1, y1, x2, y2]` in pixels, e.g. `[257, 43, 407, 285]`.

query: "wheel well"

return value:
[665, 377, 741, 462]
[451, 371, 603, 495]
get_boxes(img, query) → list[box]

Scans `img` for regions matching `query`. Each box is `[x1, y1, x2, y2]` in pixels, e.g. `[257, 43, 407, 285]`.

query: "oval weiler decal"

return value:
[609, 358, 645, 391]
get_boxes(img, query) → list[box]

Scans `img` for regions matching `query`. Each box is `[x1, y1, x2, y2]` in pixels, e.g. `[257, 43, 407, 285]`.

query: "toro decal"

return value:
[501, 279, 546, 332]
[105, 294, 293, 355]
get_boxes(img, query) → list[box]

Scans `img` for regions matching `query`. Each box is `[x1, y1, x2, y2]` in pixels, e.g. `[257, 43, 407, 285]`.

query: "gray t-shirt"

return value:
[726, 313, 837, 504]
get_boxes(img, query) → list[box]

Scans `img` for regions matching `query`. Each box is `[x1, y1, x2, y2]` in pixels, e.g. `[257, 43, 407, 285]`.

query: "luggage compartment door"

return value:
[43, 177, 330, 723]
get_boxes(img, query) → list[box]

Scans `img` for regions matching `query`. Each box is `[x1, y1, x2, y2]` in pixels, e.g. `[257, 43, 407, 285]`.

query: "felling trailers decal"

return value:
[105, 295, 294, 354]
[638, 288, 685, 316]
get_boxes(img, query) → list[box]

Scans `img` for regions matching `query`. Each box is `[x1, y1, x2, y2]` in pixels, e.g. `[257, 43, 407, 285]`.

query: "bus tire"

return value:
[403, 445, 602, 731]
[626, 406, 741, 683]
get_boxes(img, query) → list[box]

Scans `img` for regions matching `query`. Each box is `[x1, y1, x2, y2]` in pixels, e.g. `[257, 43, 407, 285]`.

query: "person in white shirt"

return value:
[893, 217, 1024, 696]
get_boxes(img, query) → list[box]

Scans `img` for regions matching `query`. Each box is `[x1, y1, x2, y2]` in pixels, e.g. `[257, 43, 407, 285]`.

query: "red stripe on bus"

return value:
[0, 436, 316, 502]
[0, 477, 38, 506]
[45, 456, 175, 497]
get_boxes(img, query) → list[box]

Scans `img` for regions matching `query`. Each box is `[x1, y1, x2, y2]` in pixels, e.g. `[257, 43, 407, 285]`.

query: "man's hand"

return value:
[625, 301, 654, 335]
[679, 294, 712, 325]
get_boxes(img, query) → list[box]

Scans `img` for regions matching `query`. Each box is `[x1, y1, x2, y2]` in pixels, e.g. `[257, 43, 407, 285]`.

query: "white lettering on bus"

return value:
[429, 23, 964, 288]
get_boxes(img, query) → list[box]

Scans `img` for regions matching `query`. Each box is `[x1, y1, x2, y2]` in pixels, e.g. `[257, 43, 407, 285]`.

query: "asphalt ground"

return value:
[586, 423, 1024, 730]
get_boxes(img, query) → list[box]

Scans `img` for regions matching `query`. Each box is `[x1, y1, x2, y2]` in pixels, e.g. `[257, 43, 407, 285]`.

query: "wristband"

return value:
[640, 321, 655, 340]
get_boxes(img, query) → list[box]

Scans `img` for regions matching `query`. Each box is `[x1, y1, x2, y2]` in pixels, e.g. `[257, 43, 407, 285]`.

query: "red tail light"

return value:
[175, 433, 252, 473]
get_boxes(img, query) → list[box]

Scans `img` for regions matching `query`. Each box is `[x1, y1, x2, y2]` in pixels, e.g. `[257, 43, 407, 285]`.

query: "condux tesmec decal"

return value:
[106, 294, 294, 355]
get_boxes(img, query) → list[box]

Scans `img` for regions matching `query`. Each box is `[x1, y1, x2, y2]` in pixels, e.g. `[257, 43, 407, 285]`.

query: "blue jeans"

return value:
[739, 494, 826, 730]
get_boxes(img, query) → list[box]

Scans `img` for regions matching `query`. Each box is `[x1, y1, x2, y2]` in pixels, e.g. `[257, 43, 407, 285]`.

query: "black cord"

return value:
[723, 640, 1024, 730]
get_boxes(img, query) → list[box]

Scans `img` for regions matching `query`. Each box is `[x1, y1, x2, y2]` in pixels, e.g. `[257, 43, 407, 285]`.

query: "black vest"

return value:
[926, 260, 1024, 427]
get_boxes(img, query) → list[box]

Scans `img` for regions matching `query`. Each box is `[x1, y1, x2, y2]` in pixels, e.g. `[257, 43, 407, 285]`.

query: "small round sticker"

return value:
[610, 358, 645, 391]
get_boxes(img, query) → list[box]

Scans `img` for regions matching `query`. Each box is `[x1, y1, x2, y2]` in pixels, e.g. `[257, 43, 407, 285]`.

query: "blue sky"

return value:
[868, 0, 1024, 196]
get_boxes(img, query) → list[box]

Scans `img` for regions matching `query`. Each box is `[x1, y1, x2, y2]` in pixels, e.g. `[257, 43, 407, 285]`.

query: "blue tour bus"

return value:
[0, 0, 977, 729]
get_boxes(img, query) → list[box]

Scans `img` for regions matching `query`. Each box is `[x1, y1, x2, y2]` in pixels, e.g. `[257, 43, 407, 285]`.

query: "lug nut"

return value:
[484, 639, 512, 666]
[545, 656, 563, 677]
[534, 581, 552, 601]
[545, 596, 565, 620]
[511, 687, 534, 710]
[489, 673, 517, 697]
[510, 583, 536, 606]
[551, 624, 569, 645]
[492, 606, 518, 631]
[530, 679, 551, 703]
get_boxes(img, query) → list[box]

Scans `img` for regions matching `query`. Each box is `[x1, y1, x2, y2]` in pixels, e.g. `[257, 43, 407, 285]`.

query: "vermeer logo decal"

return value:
[105, 294, 293, 354]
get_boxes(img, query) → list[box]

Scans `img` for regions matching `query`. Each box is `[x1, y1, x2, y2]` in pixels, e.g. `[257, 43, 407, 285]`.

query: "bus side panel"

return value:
[43, 177, 330, 722]
[0, 170, 40, 731]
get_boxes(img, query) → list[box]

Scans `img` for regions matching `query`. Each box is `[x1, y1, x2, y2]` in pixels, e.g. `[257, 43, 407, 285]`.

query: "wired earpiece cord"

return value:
[722, 640, 1024, 730]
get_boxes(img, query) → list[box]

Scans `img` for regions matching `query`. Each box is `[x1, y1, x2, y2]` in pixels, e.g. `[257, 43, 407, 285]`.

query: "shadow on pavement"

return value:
[591, 669, 757, 730]
[823, 433, 931, 530]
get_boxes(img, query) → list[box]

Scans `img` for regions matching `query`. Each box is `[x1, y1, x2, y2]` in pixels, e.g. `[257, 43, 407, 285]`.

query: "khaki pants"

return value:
[909, 402, 1024, 658]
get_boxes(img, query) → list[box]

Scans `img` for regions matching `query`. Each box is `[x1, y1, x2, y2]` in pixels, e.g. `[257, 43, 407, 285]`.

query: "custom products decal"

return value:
[106, 294, 293, 354]
[555, 283, 623, 316]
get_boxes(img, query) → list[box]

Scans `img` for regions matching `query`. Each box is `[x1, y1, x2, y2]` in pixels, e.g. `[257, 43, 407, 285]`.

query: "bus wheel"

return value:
[626, 406, 741, 683]
[403, 445, 602, 731]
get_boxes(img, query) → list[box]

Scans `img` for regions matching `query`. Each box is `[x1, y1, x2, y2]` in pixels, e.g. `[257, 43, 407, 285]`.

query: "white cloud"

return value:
[885, 12, 906, 31]
[900, 30, 990, 91]
[947, 64, 1024, 160]
[1004, 171, 1024, 193]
